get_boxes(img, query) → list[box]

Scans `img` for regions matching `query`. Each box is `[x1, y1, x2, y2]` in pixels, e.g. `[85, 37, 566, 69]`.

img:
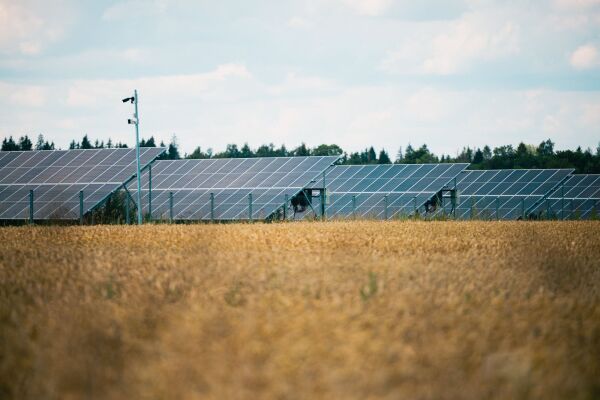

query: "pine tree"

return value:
[18, 135, 33, 150]
[378, 149, 391, 164]
[1, 136, 19, 151]
[80, 135, 92, 149]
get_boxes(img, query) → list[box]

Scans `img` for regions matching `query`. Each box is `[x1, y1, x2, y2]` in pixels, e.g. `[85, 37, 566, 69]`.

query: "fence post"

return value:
[546, 198, 550, 220]
[210, 192, 215, 222]
[521, 198, 525, 220]
[283, 194, 288, 220]
[383, 195, 388, 220]
[169, 191, 174, 223]
[248, 193, 253, 222]
[79, 190, 84, 225]
[29, 189, 34, 224]
[570, 199, 574, 219]
[352, 195, 356, 219]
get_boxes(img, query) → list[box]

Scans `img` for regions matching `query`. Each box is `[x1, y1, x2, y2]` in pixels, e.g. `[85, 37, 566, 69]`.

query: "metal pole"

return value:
[148, 163, 152, 221]
[561, 185, 565, 220]
[210, 192, 215, 222]
[413, 196, 417, 217]
[134, 89, 142, 225]
[570, 199, 574, 219]
[248, 193, 253, 222]
[384, 195, 388, 220]
[125, 195, 130, 225]
[29, 189, 34, 224]
[283, 194, 288, 220]
[79, 190, 84, 225]
[521, 198, 525, 220]
[169, 191, 174, 223]
[470, 197, 474, 220]
[546, 198, 550, 220]
[352, 195, 356, 219]
[453, 178, 457, 219]
[321, 171, 327, 221]
[495, 197, 499, 220]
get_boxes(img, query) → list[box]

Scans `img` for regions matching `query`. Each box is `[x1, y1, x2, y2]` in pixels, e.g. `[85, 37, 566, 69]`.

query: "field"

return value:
[1, 221, 599, 399]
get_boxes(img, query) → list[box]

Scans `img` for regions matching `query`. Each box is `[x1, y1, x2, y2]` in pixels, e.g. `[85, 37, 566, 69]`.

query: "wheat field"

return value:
[0, 221, 599, 399]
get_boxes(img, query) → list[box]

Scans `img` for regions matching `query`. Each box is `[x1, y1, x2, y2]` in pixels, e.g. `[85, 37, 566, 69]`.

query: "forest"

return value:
[2, 133, 599, 173]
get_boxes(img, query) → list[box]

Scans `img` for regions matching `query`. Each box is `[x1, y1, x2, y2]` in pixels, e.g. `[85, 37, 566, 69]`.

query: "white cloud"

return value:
[0, 83, 47, 107]
[288, 16, 312, 29]
[554, 0, 600, 10]
[338, 0, 393, 16]
[381, 11, 520, 75]
[570, 44, 600, 70]
[102, 0, 170, 21]
[0, 1, 70, 55]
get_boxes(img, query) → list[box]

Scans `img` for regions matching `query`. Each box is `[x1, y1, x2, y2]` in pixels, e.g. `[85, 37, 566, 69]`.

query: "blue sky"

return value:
[1, 0, 599, 156]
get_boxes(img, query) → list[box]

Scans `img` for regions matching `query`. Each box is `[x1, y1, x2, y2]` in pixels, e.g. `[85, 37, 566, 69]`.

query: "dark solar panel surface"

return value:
[323, 163, 468, 219]
[531, 174, 600, 219]
[445, 169, 574, 219]
[135, 156, 339, 220]
[0, 148, 164, 220]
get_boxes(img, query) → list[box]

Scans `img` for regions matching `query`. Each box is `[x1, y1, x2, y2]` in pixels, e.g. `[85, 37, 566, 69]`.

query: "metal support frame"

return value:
[301, 190, 319, 217]
[210, 192, 215, 222]
[546, 198, 550, 220]
[169, 191, 174, 223]
[352, 195, 357, 219]
[413, 196, 417, 217]
[383, 195, 388, 220]
[561, 185, 565, 220]
[79, 190, 84, 225]
[283, 194, 288, 220]
[29, 189, 34, 224]
[521, 198, 525, 220]
[495, 196, 500, 220]
[470, 197, 475, 220]
[321, 171, 327, 221]
[148, 163, 152, 221]
[248, 193, 253, 222]
[125, 194, 130, 224]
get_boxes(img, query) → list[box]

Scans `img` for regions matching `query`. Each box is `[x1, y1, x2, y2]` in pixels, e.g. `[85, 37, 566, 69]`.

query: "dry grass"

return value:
[1, 221, 599, 400]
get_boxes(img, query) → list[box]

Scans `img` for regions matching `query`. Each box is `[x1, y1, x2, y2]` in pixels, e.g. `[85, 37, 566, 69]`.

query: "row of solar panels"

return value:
[0, 148, 598, 221]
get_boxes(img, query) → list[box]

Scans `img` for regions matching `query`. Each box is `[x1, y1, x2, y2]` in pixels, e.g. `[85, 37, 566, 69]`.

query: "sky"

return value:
[0, 0, 599, 157]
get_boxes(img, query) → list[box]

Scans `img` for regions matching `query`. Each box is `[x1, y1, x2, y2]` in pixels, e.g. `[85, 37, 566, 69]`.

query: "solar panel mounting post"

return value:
[561, 185, 565, 220]
[521, 198, 525, 220]
[248, 193, 253, 222]
[79, 190, 84, 225]
[495, 197, 500, 220]
[210, 192, 215, 222]
[29, 189, 34, 224]
[383, 195, 388, 220]
[283, 194, 288, 220]
[148, 163, 152, 221]
[169, 191, 174, 223]
[321, 171, 327, 221]
[352, 195, 356, 219]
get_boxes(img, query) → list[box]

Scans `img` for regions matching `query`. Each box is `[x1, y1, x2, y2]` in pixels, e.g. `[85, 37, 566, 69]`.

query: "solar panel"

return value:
[445, 169, 574, 219]
[530, 174, 600, 219]
[134, 156, 340, 220]
[322, 163, 468, 219]
[0, 148, 165, 220]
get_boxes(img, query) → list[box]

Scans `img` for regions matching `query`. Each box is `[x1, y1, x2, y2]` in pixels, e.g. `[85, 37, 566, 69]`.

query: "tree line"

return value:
[2, 134, 599, 173]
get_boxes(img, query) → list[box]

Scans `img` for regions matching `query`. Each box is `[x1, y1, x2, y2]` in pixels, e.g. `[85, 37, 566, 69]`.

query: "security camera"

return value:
[122, 97, 135, 103]
[128, 118, 138, 125]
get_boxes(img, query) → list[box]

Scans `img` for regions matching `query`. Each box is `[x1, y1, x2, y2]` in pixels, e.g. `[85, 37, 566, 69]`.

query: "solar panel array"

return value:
[0, 148, 164, 220]
[321, 163, 469, 219]
[134, 156, 339, 220]
[445, 169, 574, 219]
[530, 174, 600, 219]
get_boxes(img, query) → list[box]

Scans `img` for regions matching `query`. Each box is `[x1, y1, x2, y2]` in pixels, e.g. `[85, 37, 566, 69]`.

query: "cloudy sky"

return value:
[1, 0, 599, 156]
